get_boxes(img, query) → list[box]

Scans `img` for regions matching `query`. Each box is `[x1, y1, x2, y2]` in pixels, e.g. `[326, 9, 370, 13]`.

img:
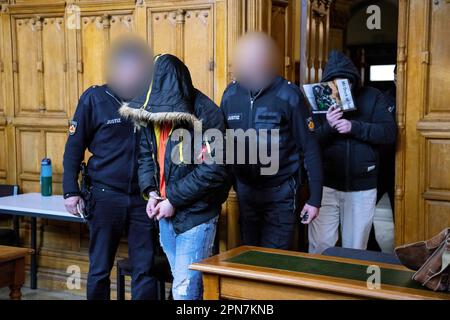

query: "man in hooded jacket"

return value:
[119, 54, 229, 300]
[309, 50, 397, 254]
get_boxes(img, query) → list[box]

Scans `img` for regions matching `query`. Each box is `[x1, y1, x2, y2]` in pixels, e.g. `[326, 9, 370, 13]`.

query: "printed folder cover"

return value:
[302, 79, 356, 114]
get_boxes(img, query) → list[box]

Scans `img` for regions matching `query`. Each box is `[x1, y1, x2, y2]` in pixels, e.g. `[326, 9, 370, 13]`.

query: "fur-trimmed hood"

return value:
[119, 54, 200, 127]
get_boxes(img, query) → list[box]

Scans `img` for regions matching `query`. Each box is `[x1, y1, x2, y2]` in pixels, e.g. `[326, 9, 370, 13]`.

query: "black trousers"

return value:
[86, 187, 157, 300]
[235, 177, 298, 249]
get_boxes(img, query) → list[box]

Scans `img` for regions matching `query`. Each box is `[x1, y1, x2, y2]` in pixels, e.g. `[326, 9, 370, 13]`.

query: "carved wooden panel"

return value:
[148, 10, 177, 56]
[148, 6, 214, 97]
[425, 0, 450, 117]
[183, 8, 213, 97]
[12, 14, 68, 118]
[77, 11, 135, 94]
[426, 201, 450, 238]
[426, 139, 450, 193]
[43, 17, 67, 114]
[16, 128, 42, 192]
[16, 127, 66, 194]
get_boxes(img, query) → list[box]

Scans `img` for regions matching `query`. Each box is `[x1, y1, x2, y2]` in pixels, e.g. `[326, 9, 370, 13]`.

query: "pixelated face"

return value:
[106, 36, 153, 100]
[233, 32, 280, 91]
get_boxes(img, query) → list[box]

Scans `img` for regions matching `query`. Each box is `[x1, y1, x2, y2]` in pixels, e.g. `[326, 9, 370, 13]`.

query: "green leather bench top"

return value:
[226, 250, 442, 292]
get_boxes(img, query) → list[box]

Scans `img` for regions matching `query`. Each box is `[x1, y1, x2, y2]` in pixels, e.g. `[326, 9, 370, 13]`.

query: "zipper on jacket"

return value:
[105, 89, 123, 106]
[249, 89, 263, 129]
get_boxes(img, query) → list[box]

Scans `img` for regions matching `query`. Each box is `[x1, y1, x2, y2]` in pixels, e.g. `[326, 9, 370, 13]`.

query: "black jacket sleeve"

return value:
[290, 94, 323, 208]
[313, 115, 337, 145]
[137, 127, 158, 197]
[166, 105, 229, 208]
[350, 92, 397, 145]
[62, 89, 95, 195]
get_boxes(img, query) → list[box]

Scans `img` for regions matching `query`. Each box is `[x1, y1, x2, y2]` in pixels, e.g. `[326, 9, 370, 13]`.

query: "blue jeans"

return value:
[159, 216, 218, 300]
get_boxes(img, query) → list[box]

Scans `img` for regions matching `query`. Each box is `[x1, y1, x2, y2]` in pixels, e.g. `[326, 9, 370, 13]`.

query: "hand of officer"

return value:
[64, 196, 83, 216]
[146, 191, 160, 219]
[334, 119, 352, 134]
[326, 106, 343, 128]
[300, 203, 319, 224]
[154, 199, 175, 221]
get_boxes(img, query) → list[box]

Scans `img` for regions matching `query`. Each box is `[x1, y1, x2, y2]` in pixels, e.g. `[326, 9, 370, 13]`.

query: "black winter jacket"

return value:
[119, 54, 230, 234]
[314, 51, 397, 192]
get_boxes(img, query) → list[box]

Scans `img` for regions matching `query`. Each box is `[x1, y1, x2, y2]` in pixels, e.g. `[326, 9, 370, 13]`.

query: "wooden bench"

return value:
[190, 246, 450, 300]
[0, 245, 33, 300]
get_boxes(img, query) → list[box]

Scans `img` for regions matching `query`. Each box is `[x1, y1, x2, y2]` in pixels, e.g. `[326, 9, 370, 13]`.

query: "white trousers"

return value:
[308, 186, 377, 254]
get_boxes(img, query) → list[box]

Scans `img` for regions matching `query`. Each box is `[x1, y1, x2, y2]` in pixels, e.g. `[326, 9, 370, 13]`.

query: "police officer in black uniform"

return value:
[221, 32, 323, 249]
[63, 37, 157, 300]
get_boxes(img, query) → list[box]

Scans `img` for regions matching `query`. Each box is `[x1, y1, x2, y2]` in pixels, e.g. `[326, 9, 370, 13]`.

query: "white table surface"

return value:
[0, 193, 83, 221]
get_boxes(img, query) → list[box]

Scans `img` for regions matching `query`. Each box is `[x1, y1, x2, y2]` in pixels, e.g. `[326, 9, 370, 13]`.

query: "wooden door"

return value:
[396, 0, 450, 244]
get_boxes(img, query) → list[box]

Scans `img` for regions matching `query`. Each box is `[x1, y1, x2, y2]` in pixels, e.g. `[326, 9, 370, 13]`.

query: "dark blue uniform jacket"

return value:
[221, 76, 323, 208]
[63, 85, 140, 195]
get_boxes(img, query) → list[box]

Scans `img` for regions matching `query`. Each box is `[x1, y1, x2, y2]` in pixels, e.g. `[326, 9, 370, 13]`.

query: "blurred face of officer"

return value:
[106, 36, 153, 101]
[233, 32, 280, 91]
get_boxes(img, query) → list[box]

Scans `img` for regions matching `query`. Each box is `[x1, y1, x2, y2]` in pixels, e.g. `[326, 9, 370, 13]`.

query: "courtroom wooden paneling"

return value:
[0, 7, 4, 119]
[1, 3, 14, 185]
[11, 9, 69, 119]
[396, 0, 450, 244]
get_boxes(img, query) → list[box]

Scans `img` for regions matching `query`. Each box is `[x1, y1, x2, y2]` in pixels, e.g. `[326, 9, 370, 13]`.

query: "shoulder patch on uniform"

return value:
[306, 117, 315, 132]
[69, 120, 78, 135]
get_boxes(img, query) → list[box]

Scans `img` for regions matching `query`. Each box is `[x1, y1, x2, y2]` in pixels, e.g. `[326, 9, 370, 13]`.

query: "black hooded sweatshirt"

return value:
[313, 50, 397, 192]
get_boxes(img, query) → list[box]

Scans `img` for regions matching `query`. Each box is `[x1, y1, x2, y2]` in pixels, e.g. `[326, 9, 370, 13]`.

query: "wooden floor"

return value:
[0, 282, 172, 300]
[0, 286, 83, 300]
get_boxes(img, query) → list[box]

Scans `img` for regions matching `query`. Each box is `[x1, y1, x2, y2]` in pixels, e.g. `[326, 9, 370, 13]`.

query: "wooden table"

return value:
[190, 246, 450, 300]
[0, 245, 33, 300]
[0, 193, 84, 289]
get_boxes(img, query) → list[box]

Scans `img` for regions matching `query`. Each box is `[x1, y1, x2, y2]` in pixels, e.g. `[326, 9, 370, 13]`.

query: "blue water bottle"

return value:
[41, 158, 52, 196]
